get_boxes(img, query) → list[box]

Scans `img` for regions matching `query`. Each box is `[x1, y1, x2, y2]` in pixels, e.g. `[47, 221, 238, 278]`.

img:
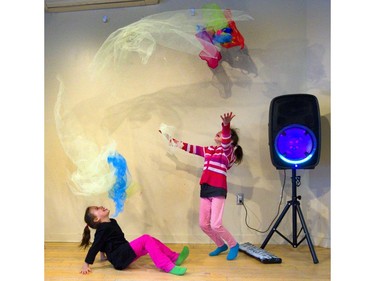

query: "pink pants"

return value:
[129, 234, 179, 272]
[199, 197, 237, 248]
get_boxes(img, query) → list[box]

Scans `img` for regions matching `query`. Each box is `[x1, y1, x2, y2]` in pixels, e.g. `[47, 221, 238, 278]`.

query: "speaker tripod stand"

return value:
[260, 168, 319, 264]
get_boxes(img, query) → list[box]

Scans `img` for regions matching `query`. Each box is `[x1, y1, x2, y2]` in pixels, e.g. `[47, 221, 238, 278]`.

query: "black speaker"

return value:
[269, 94, 321, 169]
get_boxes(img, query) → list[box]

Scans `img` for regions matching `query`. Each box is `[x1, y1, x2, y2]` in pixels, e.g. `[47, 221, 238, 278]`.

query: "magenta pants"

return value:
[199, 196, 237, 248]
[129, 234, 179, 272]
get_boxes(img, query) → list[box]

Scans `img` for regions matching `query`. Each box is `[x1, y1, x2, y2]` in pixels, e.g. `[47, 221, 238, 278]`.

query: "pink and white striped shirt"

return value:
[178, 123, 235, 190]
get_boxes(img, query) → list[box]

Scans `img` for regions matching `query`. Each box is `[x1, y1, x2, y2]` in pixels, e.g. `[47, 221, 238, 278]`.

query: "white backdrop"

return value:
[45, 0, 331, 247]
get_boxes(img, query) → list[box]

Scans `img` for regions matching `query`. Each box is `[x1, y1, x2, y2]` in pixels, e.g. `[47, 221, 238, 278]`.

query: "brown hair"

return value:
[79, 206, 101, 249]
[231, 128, 243, 164]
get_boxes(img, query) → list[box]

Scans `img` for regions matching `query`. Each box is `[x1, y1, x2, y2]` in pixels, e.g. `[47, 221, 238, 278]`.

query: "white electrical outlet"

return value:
[236, 193, 244, 205]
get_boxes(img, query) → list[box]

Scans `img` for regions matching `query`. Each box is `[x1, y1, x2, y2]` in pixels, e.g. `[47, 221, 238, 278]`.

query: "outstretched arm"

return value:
[158, 130, 205, 157]
[221, 112, 235, 125]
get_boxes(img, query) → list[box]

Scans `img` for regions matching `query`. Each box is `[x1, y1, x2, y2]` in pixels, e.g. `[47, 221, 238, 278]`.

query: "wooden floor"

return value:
[45, 242, 330, 280]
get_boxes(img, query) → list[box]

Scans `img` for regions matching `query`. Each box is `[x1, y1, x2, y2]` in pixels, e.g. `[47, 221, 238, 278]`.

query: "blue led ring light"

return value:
[274, 124, 317, 165]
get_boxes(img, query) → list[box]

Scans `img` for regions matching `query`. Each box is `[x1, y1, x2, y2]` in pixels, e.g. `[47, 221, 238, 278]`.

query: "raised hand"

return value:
[221, 112, 236, 125]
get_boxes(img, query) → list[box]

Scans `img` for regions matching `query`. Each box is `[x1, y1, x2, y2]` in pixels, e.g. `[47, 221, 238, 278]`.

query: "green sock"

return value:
[175, 246, 189, 266]
[169, 266, 187, 276]
[209, 244, 228, 256]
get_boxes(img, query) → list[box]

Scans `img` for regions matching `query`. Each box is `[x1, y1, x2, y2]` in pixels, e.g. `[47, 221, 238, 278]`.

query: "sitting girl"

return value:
[79, 206, 189, 275]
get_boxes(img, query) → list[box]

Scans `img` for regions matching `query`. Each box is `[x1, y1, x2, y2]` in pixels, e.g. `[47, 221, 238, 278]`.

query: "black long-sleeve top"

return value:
[85, 219, 136, 270]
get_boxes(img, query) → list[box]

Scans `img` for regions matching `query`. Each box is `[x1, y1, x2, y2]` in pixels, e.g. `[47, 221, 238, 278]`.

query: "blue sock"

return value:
[209, 244, 228, 256]
[227, 243, 239, 260]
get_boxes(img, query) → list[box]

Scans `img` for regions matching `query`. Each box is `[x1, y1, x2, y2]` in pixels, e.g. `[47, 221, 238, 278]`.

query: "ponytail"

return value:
[79, 206, 101, 249]
[230, 128, 243, 165]
[234, 145, 243, 164]
[79, 225, 91, 249]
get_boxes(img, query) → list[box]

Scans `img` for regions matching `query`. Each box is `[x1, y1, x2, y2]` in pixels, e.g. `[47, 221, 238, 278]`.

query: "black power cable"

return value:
[241, 170, 286, 233]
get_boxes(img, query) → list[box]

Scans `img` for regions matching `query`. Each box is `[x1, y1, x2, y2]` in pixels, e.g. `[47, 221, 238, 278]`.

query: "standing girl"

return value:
[79, 206, 189, 275]
[161, 112, 243, 260]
